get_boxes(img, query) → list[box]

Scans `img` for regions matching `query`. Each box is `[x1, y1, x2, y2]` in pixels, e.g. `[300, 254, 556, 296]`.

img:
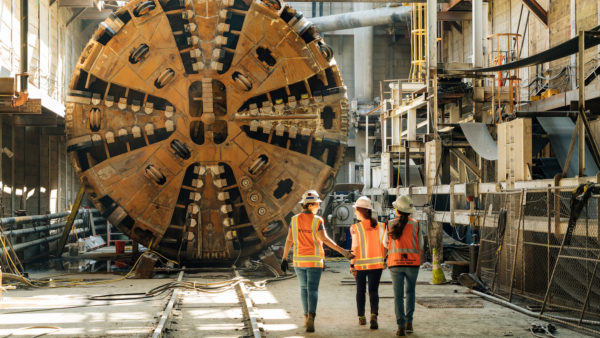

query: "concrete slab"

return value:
[0, 262, 594, 337]
[254, 261, 593, 337]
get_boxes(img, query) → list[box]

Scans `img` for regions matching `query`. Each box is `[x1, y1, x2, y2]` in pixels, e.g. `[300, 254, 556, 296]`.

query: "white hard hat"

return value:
[353, 196, 373, 210]
[393, 195, 415, 214]
[299, 190, 322, 204]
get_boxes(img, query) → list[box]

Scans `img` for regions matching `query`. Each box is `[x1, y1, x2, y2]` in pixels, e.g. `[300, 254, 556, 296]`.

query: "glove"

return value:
[350, 265, 357, 276]
[341, 249, 355, 260]
[280, 259, 288, 273]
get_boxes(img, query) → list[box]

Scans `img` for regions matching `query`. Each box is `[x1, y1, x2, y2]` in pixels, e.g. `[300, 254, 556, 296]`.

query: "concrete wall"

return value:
[0, 118, 78, 217]
[0, 0, 90, 102]
[0, 1, 92, 217]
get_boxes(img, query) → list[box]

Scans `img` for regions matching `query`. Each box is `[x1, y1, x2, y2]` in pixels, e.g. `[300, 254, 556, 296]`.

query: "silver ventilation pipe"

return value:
[311, 6, 411, 33]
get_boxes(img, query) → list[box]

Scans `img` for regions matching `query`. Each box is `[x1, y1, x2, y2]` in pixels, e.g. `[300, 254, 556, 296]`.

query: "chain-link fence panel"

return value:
[476, 185, 600, 334]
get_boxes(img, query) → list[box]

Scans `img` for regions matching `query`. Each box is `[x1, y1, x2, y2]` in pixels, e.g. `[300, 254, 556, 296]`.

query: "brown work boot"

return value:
[304, 314, 308, 327]
[306, 312, 316, 332]
[396, 326, 406, 336]
[406, 322, 413, 333]
[370, 314, 378, 329]
[358, 316, 366, 325]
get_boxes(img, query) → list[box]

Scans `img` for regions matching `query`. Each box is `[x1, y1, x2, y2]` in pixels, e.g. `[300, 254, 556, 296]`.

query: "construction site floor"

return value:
[0, 260, 593, 337]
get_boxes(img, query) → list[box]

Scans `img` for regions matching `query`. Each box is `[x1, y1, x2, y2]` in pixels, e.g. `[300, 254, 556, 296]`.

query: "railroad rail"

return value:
[151, 267, 265, 338]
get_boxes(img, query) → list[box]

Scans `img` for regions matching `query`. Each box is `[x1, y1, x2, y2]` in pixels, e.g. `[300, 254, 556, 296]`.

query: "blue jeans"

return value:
[389, 266, 420, 327]
[294, 267, 323, 315]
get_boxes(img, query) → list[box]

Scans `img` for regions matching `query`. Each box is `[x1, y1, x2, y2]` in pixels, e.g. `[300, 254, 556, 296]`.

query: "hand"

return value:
[341, 249, 355, 260]
[350, 267, 357, 276]
[280, 259, 288, 273]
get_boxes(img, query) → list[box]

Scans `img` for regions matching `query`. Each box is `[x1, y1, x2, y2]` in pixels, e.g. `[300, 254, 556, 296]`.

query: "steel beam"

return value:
[449, 148, 482, 179]
[79, 9, 113, 20]
[472, 0, 483, 68]
[521, 0, 547, 26]
[437, 11, 471, 21]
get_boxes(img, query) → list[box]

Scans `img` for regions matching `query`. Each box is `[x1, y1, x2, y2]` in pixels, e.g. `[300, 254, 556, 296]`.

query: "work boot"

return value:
[396, 326, 406, 336]
[304, 314, 308, 327]
[370, 314, 378, 329]
[358, 316, 366, 325]
[406, 322, 413, 333]
[306, 312, 316, 332]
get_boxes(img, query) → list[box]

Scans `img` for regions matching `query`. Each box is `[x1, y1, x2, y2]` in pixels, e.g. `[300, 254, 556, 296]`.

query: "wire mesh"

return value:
[477, 187, 600, 334]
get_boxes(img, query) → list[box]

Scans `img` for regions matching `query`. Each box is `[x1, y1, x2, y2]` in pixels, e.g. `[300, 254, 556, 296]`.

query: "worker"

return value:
[385, 195, 423, 337]
[349, 196, 386, 330]
[280, 189, 354, 332]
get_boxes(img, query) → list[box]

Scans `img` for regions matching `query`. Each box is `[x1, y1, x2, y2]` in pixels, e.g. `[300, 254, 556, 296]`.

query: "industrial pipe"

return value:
[311, 6, 411, 33]
[20, 0, 28, 92]
[3, 217, 106, 237]
[0, 211, 70, 226]
[0, 220, 106, 254]
[470, 289, 600, 327]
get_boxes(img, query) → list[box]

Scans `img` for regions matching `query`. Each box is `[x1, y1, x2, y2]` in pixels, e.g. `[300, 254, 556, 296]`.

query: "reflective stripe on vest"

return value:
[291, 214, 324, 268]
[388, 219, 421, 267]
[354, 221, 385, 270]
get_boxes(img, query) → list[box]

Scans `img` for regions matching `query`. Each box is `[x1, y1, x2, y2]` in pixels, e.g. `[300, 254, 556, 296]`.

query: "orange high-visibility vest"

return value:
[351, 220, 385, 270]
[387, 218, 421, 267]
[291, 213, 325, 268]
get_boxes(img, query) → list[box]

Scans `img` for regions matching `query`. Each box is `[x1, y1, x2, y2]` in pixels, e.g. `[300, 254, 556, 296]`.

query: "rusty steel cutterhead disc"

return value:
[66, 0, 348, 264]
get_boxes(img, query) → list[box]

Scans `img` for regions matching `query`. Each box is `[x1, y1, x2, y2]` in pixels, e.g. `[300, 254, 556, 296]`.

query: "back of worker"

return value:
[386, 195, 423, 336]
[350, 196, 386, 329]
[291, 212, 324, 267]
[280, 190, 353, 333]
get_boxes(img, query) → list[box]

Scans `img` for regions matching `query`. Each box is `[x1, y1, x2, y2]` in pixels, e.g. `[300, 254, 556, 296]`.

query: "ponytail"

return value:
[389, 212, 410, 240]
[356, 207, 378, 228]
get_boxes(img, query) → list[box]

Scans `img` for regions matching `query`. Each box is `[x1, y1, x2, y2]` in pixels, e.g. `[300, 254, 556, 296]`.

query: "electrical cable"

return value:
[1, 325, 61, 338]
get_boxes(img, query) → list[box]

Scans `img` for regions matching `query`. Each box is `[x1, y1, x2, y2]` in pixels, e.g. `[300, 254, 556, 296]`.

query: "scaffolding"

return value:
[409, 3, 426, 83]
[488, 33, 522, 122]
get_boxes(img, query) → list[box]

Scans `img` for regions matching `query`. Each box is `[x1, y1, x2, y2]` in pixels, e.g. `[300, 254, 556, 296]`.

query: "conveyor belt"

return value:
[537, 117, 599, 177]
[465, 27, 600, 73]
[459, 123, 498, 161]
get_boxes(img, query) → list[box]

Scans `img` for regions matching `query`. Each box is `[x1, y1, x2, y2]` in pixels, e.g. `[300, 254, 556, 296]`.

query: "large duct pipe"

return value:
[20, 0, 28, 92]
[354, 3, 374, 104]
[311, 6, 411, 33]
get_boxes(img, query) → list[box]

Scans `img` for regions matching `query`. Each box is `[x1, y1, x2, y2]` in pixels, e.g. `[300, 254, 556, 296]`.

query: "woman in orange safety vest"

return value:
[280, 190, 353, 333]
[385, 195, 423, 337]
[349, 196, 386, 330]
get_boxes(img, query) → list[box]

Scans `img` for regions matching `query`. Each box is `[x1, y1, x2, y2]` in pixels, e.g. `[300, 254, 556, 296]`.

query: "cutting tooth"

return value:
[118, 97, 127, 110]
[289, 126, 298, 139]
[220, 204, 232, 213]
[144, 102, 154, 114]
[275, 123, 285, 136]
[105, 131, 115, 143]
[187, 203, 200, 214]
[301, 127, 312, 136]
[92, 93, 102, 105]
[165, 120, 175, 132]
[165, 105, 175, 118]
[104, 95, 114, 107]
[192, 178, 204, 188]
[189, 192, 201, 201]
[261, 121, 272, 134]
[91, 134, 102, 142]
[250, 120, 259, 132]
[218, 191, 230, 201]
[132, 126, 142, 138]
[144, 123, 155, 135]
[287, 96, 297, 108]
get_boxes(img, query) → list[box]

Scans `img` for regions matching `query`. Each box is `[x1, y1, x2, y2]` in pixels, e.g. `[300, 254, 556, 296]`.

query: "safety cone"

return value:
[432, 247, 446, 284]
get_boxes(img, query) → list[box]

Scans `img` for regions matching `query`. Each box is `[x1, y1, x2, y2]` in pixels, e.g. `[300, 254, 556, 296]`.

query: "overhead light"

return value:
[2, 147, 13, 158]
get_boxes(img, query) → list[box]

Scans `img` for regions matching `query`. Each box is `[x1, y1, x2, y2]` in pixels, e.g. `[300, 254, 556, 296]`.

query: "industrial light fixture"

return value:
[2, 147, 13, 158]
